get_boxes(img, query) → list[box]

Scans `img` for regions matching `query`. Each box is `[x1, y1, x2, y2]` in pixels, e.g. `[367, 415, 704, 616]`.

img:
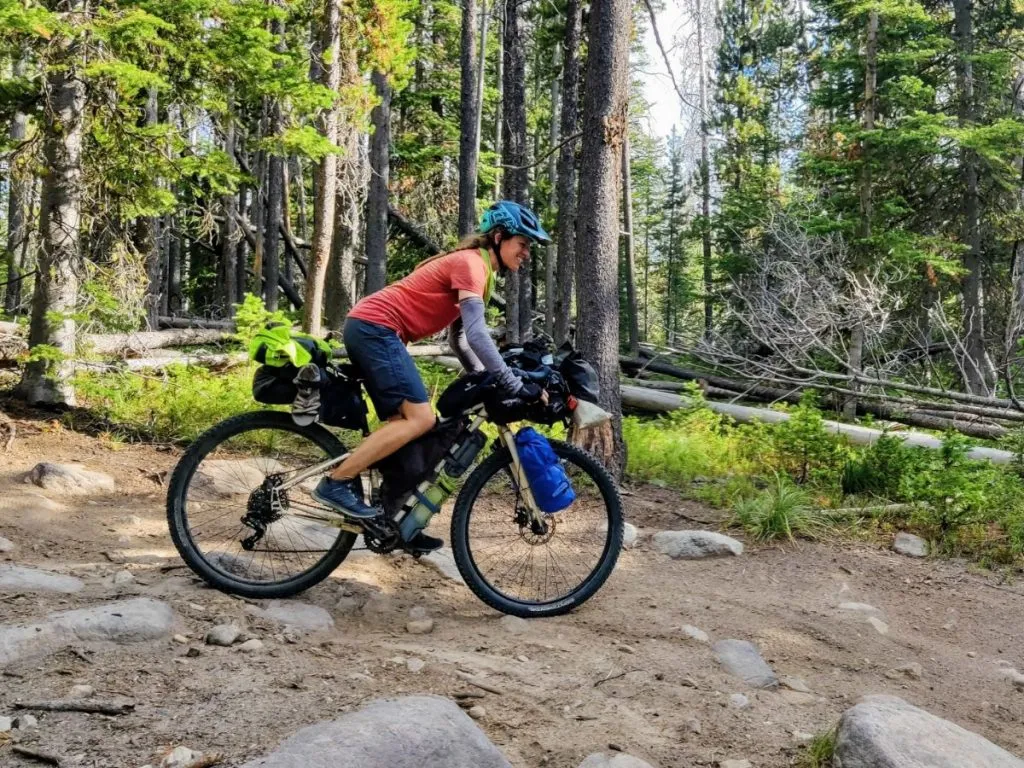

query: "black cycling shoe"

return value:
[311, 477, 378, 520]
[406, 531, 444, 553]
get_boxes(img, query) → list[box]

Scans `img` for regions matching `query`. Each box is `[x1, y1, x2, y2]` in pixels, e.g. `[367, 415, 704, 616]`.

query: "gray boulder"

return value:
[834, 695, 1024, 768]
[26, 462, 115, 495]
[0, 564, 83, 593]
[712, 639, 778, 689]
[0, 535, 14, 553]
[579, 753, 658, 768]
[892, 532, 928, 558]
[238, 695, 512, 768]
[0, 598, 175, 665]
[651, 530, 743, 559]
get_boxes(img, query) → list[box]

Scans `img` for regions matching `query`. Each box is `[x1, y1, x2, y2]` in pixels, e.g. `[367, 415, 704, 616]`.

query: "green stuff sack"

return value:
[248, 324, 331, 369]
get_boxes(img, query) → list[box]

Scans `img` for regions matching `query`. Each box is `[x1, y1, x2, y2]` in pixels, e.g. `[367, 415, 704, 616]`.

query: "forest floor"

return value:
[1, 414, 1023, 768]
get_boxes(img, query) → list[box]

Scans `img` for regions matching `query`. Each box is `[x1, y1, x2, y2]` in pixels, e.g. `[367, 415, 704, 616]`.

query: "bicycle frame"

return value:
[274, 409, 545, 526]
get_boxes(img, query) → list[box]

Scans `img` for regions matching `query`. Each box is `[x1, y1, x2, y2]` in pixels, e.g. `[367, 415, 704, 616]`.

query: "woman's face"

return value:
[498, 234, 532, 272]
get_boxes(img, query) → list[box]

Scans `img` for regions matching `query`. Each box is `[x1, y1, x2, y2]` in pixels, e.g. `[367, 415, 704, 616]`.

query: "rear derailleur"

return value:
[240, 475, 287, 551]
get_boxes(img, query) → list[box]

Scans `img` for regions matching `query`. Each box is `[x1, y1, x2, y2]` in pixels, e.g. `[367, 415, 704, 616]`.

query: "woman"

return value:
[312, 200, 551, 552]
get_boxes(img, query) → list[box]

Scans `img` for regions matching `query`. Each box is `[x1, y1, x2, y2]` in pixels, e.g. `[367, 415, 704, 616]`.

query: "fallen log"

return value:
[619, 385, 1015, 465]
[158, 316, 236, 331]
[83, 329, 232, 356]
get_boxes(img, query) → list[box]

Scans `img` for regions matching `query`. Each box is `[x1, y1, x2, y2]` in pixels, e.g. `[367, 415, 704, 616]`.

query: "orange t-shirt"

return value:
[348, 249, 490, 343]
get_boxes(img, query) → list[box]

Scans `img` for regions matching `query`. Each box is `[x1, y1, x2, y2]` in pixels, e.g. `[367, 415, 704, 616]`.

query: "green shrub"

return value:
[842, 433, 925, 499]
[798, 729, 837, 768]
[732, 473, 827, 541]
[763, 391, 851, 488]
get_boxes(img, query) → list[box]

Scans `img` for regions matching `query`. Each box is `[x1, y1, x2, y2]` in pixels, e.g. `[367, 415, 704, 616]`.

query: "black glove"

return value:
[518, 380, 544, 403]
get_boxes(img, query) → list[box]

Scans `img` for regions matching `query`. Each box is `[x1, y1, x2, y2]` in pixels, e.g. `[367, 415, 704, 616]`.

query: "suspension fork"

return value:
[499, 426, 544, 523]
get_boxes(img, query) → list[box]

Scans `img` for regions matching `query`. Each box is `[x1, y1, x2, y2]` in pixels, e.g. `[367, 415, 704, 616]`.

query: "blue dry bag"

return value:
[514, 427, 575, 513]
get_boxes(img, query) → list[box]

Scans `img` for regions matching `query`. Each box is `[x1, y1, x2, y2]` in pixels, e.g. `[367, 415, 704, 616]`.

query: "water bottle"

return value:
[398, 430, 487, 541]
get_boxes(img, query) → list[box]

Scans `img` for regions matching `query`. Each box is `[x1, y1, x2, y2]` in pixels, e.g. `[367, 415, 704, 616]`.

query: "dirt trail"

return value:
[1, 420, 1023, 767]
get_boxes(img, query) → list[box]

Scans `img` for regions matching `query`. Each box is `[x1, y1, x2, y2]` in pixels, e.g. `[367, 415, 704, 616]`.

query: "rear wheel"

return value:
[451, 439, 623, 617]
[166, 411, 358, 599]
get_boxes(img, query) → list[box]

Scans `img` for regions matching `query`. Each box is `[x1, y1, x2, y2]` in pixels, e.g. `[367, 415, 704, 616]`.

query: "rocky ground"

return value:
[1, 416, 1023, 767]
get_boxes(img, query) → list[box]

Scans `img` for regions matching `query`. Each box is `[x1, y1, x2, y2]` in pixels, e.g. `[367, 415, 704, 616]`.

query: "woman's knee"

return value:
[401, 401, 436, 437]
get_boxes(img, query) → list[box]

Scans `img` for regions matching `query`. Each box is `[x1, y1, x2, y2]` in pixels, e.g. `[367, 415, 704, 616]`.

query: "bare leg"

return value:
[329, 400, 435, 480]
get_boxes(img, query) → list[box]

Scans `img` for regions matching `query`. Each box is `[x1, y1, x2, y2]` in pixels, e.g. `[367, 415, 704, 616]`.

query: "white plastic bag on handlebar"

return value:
[572, 399, 611, 429]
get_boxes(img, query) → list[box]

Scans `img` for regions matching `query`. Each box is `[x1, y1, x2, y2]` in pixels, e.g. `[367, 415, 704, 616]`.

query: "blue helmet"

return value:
[479, 200, 552, 245]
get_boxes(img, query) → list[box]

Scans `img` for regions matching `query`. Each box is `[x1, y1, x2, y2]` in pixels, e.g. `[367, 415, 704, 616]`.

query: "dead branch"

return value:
[15, 700, 135, 715]
[11, 746, 64, 767]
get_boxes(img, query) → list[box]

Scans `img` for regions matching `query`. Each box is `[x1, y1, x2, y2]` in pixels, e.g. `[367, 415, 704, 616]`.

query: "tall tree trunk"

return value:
[1007, 70, 1024, 384]
[493, 0, 504, 200]
[473, 1, 489, 186]
[364, 70, 392, 297]
[501, 0, 527, 342]
[553, 0, 581, 346]
[17, 12, 86, 405]
[695, 0, 713, 338]
[137, 87, 162, 329]
[574, 0, 631, 478]
[301, 0, 341, 334]
[544, 59, 559, 339]
[264, 35, 285, 315]
[221, 115, 239, 313]
[458, 0, 481, 236]
[292, 156, 308, 241]
[4, 56, 29, 316]
[843, 8, 877, 419]
[622, 134, 639, 357]
[235, 184, 248, 304]
[953, 0, 996, 396]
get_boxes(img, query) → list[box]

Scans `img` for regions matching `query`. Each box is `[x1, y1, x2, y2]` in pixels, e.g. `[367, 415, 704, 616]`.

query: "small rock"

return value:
[651, 530, 743, 559]
[713, 639, 779, 689]
[618, 644, 636, 654]
[1000, 668, 1024, 689]
[892, 532, 928, 558]
[866, 617, 890, 635]
[886, 662, 923, 680]
[13, 714, 38, 730]
[680, 624, 710, 644]
[117, 535, 132, 547]
[719, 760, 753, 768]
[206, 624, 241, 646]
[780, 676, 812, 693]
[0, 564, 84, 593]
[238, 639, 264, 653]
[185, 647, 202, 658]
[685, 717, 702, 735]
[516, 655, 530, 663]
[407, 658, 426, 673]
[408, 606, 430, 621]
[113, 569, 135, 585]
[172, 634, 189, 644]
[792, 731, 814, 743]
[26, 462, 116, 495]
[69, 684, 95, 698]
[579, 753, 657, 768]
[778, 690, 818, 706]
[406, 618, 435, 635]
[161, 746, 204, 768]
[248, 600, 334, 632]
[729, 693, 751, 709]
[967, 652, 977, 658]
[0, 716, 12, 732]
[0, 536, 15, 553]
[468, 705, 486, 720]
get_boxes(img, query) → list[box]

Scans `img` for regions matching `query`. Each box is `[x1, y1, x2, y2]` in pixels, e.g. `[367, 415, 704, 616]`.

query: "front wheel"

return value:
[451, 439, 623, 617]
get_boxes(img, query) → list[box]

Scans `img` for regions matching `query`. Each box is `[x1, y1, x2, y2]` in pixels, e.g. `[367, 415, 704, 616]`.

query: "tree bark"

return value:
[302, 0, 341, 335]
[221, 114, 239, 314]
[326, 118, 364, 330]
[473, 1, 489, 191]
[953, 0, 996, 396]
[458, 0, 481, 237]
[264, 102, 284, 310]
[493, 0, 504, 200]
[554, 0, 582, 346]
[574, 0, 631, 478]
[843, 8, 877, 420]
[544, 61, 560, 339]
[695, 0, 713, 339]
[17, 9, 86, 406]
[622, 134, 639, 357]
[364, 70, 392, 297]
[501, 0, 528, 342]
[4, 55, 29, 316]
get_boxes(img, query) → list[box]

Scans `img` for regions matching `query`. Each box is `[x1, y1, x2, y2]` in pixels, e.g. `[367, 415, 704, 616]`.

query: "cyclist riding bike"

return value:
[311, 200, 552, 552]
